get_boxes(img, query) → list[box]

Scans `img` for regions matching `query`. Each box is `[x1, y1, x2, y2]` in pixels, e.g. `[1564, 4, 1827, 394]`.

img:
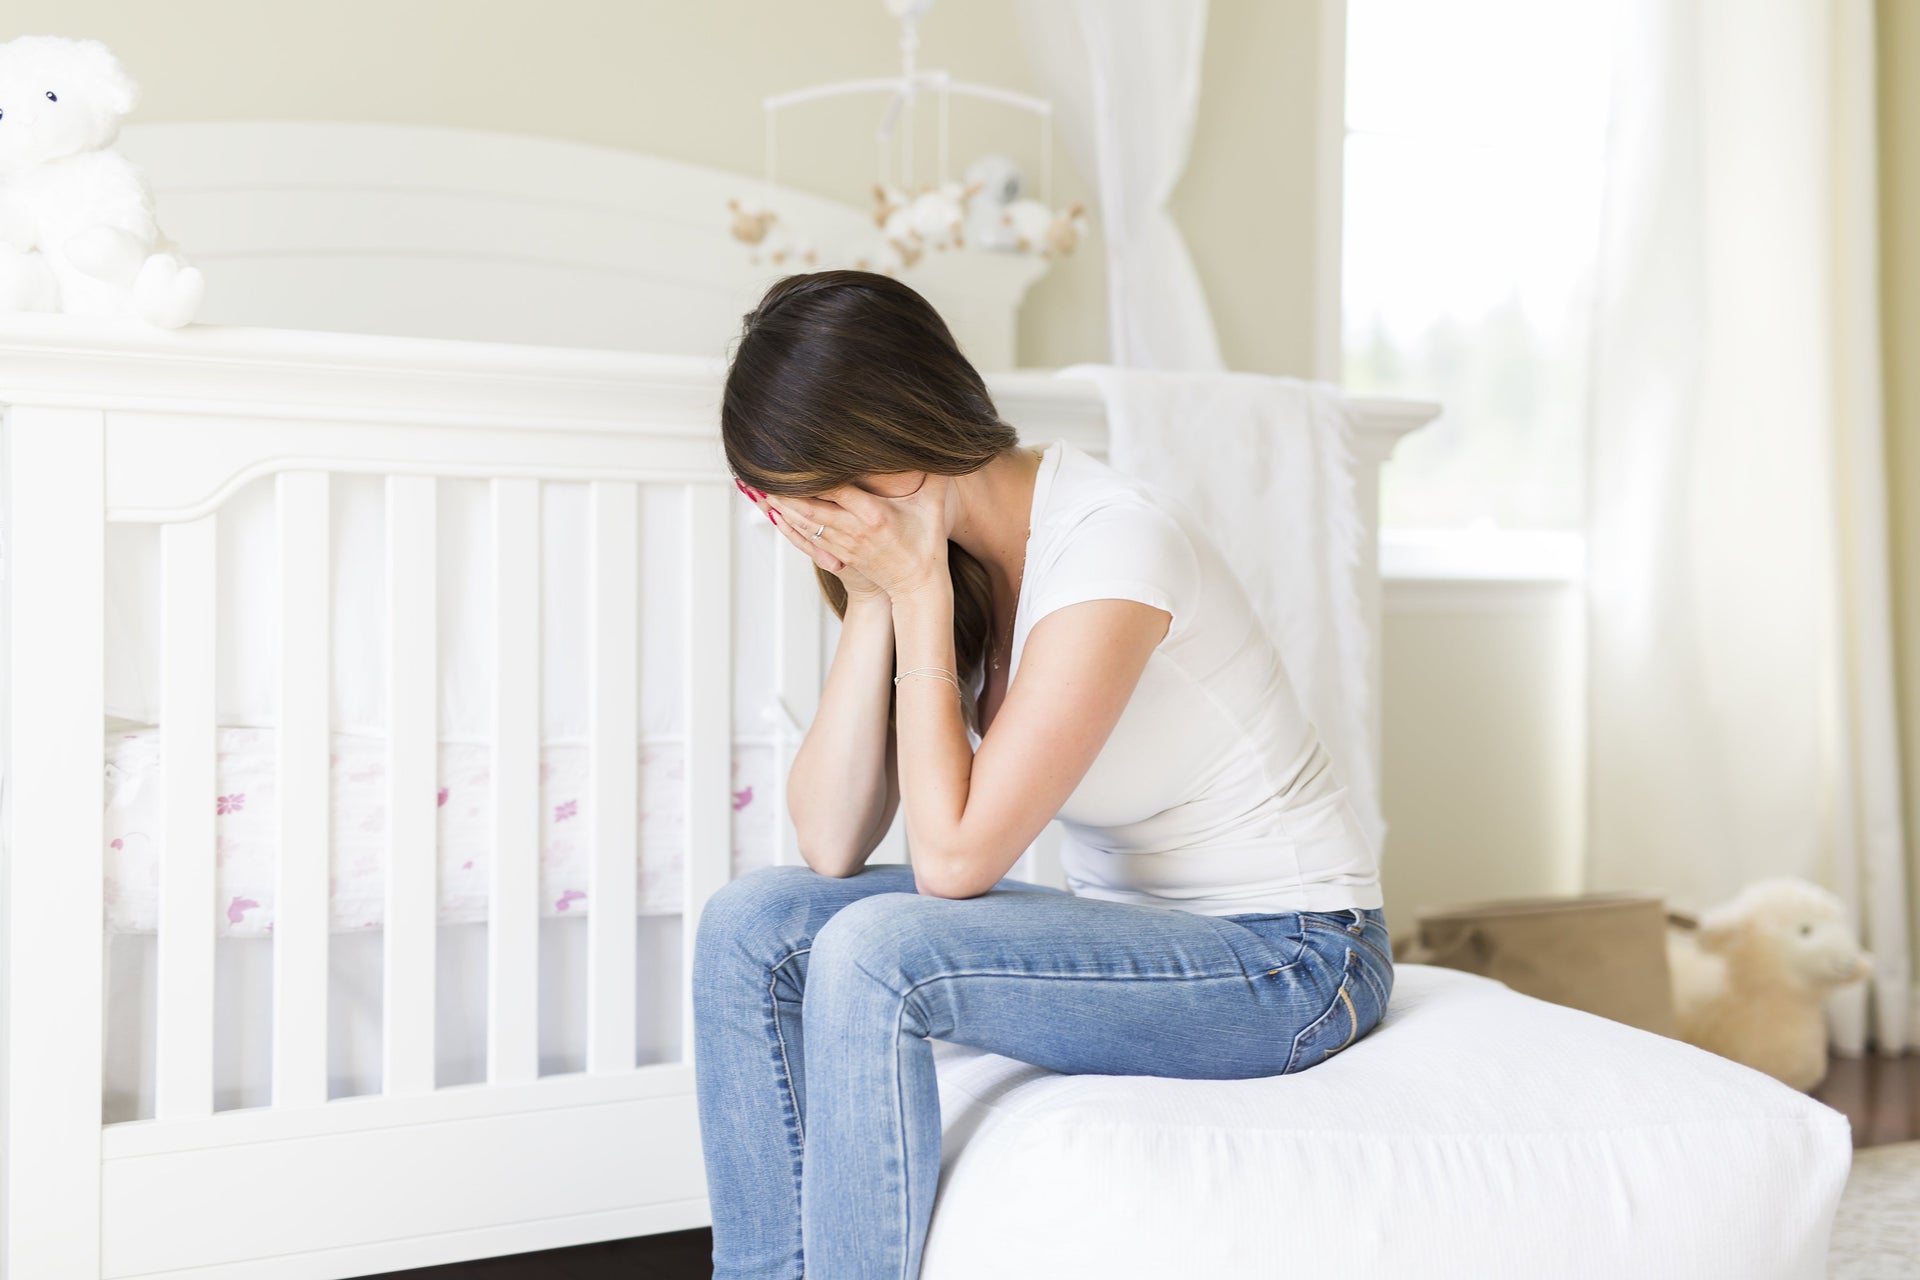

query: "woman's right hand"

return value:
[736, 476, 890, 603]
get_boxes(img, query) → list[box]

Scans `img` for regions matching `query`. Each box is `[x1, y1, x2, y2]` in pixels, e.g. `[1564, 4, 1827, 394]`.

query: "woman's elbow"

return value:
[797, 845, 865, 879]
[910, 852, 997, 900]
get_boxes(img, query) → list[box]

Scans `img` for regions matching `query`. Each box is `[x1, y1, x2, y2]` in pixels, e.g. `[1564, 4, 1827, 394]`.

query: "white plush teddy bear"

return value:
[725, 196, 816, 268]
[0, 35, 203, 327]
[1665, 875, 1873, 1092]
[904, 179, 980, 252]
[960, 153, 1024, 251]
[998, 197, 1089, 259]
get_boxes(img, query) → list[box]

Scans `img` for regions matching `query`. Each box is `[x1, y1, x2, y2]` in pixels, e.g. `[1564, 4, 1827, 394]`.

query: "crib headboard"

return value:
[115, 121, 1052, 368]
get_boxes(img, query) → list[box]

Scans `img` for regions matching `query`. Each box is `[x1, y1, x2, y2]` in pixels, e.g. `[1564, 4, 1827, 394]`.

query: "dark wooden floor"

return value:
[373, 1050, 1920, 1279]
[1812, 1047, 1920, 1149]
[368, 1228, 715, 1279]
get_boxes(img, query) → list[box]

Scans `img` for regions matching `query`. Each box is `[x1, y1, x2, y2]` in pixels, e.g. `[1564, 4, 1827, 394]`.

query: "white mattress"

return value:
[922, 964, 1854, 1279]
[102, 726, 780, 935]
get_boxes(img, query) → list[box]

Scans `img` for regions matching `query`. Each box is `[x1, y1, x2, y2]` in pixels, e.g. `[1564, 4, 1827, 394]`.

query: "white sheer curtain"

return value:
[1013, 0, 1224, 371]
[1585, 0, 1911, 1053]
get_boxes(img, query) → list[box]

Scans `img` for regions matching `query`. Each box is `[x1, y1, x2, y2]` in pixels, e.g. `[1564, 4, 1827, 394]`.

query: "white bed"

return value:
[0, 121, 1431, 1277]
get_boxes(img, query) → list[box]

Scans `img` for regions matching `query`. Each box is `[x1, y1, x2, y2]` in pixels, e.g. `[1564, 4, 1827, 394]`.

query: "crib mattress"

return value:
[102, 726, 778, 936]
[922, 964, 1853, 1279]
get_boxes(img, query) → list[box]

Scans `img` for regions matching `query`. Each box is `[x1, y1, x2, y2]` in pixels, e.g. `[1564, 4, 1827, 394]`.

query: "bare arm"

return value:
[737, 480, 900, 877]
[890, 570, 1168, 898]
[786, 594, 900, 877]
[753, 475, 1174, 897]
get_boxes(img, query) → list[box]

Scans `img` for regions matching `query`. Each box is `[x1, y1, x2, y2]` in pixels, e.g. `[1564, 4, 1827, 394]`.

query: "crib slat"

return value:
[4, 407, 105, 1276]
[772, 524, 823, 867]
[156, 517, 219, 1122]
[274, 472, 331, 1109]
[488, 478, 541, 1086]
[586, 481, 638, 1073]
[683, 482, 733, 1057]
[385, 475, 439, 1097]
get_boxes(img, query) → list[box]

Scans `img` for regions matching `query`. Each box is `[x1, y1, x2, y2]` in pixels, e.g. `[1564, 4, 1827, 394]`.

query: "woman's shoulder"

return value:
[1042, 445, 1201, 560]
[1046, 441, 1195, 526]
[1027, 448, 1202, 635]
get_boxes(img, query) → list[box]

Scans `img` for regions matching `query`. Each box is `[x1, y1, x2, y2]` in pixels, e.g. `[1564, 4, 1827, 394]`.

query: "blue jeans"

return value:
[691, 862, 1394, 1280]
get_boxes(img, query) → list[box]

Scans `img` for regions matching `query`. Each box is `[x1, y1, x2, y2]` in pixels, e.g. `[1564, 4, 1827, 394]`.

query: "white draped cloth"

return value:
[1056, 363, 1387, 870]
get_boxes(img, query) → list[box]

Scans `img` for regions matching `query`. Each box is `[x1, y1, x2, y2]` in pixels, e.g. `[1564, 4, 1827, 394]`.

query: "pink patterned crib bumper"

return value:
[101, 726, 780, 937]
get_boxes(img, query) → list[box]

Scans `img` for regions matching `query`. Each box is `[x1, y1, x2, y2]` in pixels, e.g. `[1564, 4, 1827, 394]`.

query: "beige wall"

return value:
[1377, 592, 1585, 936]
[1879, 0, 1920, 951]
[1175, 0, 1327, 376]
[14, 0, 1328, 376]
[7, 1, 1589, 927]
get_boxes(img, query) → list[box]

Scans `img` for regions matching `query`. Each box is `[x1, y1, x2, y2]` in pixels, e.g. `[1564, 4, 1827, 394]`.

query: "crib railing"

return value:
[144, 470, 740, 1124]
[1, 321, 765, 1277]
[140, 466, 742, 1125]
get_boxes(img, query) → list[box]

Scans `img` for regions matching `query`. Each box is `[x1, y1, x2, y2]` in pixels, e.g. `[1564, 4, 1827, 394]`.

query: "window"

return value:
[1341, 0, 1615, 536]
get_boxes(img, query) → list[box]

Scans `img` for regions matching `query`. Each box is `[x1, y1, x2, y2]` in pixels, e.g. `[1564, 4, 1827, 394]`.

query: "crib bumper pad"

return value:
[101, 726, 778, 935]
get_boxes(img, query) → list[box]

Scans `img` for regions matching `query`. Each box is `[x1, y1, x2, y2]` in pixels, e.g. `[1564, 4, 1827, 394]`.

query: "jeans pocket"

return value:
[1303, 914, 1395, 974]
[1284, 945, 1366, 1074]
[1352, 950, 1392, 1022]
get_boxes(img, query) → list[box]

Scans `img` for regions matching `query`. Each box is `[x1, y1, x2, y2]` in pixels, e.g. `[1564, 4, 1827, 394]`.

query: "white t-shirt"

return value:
[967, 438, 1384, 915]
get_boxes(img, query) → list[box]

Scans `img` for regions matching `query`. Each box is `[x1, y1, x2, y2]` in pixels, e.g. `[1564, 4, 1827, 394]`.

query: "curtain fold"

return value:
[1013, 0, 1225, 371]
[1585, 0, 1912, 1052]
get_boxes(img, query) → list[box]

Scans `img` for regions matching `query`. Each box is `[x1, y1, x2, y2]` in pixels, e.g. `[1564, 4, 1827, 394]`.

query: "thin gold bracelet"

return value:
[893, 667, 962, 699]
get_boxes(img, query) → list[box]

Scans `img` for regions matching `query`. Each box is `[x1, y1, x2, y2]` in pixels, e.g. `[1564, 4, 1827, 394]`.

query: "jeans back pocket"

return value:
[1283, 945, 1384, 1074]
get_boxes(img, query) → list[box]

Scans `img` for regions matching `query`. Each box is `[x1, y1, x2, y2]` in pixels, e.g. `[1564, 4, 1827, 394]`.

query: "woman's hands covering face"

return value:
[733, 471, 951, 603]
[735, 475, 886, 601]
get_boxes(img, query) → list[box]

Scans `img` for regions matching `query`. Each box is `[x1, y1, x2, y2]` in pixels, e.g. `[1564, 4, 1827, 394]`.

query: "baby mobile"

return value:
[727, 0, 1089, 277]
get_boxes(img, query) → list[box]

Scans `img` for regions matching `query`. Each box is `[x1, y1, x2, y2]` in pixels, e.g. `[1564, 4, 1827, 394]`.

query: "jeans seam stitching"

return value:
[768, 947, 811, 1149]
[1284, 947, 1358, 1073]
[895, 993, 915, 1280]
[894, 965, 1277, 1004]
[1352, 954, 1388, 1016]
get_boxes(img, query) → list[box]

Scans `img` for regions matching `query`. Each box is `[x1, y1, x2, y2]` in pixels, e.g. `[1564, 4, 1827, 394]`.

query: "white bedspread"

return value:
[923, 964, 1853, 1279]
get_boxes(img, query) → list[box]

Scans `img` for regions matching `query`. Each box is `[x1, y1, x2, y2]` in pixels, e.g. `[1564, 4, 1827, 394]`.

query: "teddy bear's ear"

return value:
[73, 38, 140, 117]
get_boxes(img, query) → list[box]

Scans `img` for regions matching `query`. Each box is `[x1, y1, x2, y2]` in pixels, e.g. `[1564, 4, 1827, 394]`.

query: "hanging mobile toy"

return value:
[725, 0, 1086, 276]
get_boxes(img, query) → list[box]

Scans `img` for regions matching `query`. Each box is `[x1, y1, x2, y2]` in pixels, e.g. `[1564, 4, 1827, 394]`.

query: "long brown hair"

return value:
[720, 269, 1018, 733]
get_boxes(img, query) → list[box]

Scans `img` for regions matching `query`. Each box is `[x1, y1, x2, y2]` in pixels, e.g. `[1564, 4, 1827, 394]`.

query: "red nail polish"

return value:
[768, 509, 778, 524]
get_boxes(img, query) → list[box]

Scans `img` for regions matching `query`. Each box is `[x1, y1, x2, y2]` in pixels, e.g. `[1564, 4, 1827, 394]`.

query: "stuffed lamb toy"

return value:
[0, 35, 203, 327]
[1666, 875, 1872, 1092]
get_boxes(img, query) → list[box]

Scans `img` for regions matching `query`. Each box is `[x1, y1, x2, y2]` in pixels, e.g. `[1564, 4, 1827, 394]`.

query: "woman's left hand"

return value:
[766, 474, 953, 602]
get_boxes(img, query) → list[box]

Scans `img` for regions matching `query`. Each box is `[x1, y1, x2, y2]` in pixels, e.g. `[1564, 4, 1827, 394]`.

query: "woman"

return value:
[695, 269, 1393, 1280]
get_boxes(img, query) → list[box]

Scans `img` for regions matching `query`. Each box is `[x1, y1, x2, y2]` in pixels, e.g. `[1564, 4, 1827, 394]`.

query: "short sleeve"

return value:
[1023, 500, 1198, 639]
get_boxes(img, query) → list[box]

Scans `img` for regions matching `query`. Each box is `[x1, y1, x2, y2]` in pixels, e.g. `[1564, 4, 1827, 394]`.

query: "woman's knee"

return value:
[807, 891, 936, 991]
[694, 864, 821, 960]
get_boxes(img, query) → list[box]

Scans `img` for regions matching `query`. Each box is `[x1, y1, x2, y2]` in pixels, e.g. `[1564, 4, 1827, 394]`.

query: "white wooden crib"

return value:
[0, 122, 1432, 1278]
